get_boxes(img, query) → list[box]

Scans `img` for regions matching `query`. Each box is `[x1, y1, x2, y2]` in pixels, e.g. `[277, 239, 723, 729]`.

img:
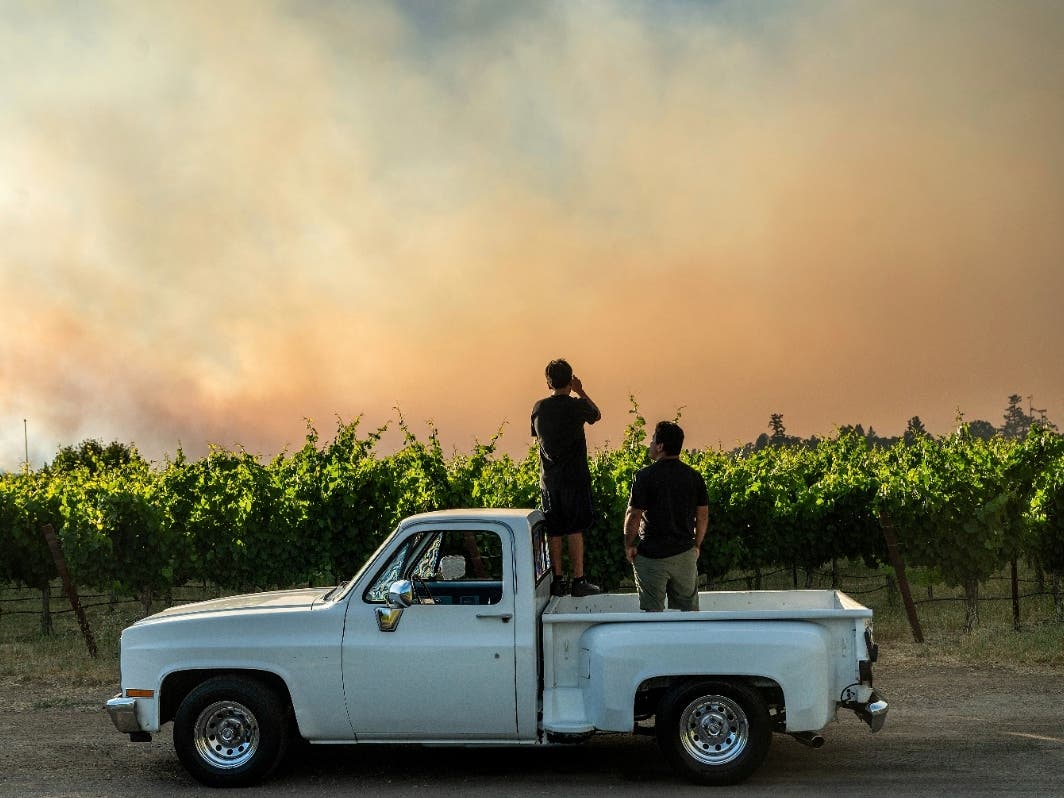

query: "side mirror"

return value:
[387, 579, 415, 609]
[377, 579, 414, 633]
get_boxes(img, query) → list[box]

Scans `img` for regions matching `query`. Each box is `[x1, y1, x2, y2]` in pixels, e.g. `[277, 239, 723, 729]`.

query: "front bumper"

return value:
[105, 695, 151, 740]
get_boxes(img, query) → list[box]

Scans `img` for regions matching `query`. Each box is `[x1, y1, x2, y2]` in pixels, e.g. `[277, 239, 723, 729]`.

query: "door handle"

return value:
[476, 612, 513, 623]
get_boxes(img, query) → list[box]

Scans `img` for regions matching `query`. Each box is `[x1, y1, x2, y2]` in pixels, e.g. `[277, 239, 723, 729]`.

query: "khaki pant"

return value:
[632, 550, 699, 611]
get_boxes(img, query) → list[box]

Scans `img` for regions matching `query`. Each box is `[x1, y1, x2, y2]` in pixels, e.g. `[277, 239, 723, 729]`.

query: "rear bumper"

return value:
[865, 696, 889, 731]
[841, 689, 888, 732]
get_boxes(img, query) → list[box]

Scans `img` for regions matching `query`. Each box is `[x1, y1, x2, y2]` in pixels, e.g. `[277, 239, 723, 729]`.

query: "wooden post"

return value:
[39, 580, 53, 636]
[878, 512, 924, 644]
[1011, 558, 1021, 631]
[40, 524, 97, 658]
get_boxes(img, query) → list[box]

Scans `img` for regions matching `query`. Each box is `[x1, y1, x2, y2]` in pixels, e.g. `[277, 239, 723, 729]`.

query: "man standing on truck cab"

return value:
[531, 358, 603, 598]
[624, 421, 709, 611]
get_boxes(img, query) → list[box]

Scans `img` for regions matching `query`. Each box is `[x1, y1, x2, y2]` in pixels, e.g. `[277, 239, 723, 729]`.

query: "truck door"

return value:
[341, 523, 519, 739]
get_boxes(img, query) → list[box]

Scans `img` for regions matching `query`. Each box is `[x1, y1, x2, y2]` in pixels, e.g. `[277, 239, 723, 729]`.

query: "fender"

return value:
[576, 620, 833, 732]
[117, 611, 348, 740]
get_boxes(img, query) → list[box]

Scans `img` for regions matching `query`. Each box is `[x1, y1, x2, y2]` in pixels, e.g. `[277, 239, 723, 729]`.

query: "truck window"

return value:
[364, 532, 430, 603]
[364, 529, 505, 605]
[531, 520, 551, 585]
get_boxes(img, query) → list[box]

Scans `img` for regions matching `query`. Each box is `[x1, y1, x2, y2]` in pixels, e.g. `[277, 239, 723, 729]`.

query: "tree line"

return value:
[750, 393, 1057, 451]
[2, 406, 1064, 633]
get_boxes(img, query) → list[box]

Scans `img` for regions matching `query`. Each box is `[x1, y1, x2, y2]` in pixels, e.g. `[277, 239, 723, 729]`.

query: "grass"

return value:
[2, 565, 1062, 692]
[872, 605, 1064, 668]
[0, 602, 130, 697]
[0, 585, 216, 693]
[718, 562, 1064, 669]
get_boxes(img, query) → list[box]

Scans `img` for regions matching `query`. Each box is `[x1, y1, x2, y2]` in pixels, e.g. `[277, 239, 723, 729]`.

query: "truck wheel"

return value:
[173, 676, 289, 788]
[656, 680, 771, 786]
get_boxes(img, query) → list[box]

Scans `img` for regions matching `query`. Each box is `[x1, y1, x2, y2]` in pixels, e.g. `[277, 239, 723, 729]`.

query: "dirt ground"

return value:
[2, 653, 1062, 798]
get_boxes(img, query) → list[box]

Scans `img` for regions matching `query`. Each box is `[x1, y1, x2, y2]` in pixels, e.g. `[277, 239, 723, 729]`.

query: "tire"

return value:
[173, 676, 290, 788]
[656, 680, 772, 786]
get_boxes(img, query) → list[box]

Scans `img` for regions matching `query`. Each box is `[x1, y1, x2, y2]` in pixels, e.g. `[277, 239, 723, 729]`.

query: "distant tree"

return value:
[48, 440, 142, 474]
[838, 423, 866, 439]
[827, 423, 895, 448]
[903, 416, 928, 444]
[862, 426, 900, 448]
[754, 413, 809, 450]
[769, 413, 787, 441]
[1026, 396, 1060, 433]
[1001, 395, 1033, 440]
[966, 420, 997, 441]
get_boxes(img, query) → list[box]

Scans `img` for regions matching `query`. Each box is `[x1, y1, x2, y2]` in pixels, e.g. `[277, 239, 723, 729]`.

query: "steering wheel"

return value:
[410, 574, 437, 605]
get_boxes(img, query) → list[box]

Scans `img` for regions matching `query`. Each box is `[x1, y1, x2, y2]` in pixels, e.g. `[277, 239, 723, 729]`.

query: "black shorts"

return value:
[540, 483, 594, 538]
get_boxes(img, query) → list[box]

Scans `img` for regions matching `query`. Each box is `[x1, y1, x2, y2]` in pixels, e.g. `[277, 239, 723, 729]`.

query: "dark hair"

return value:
[653, 421, 684, 456]
[545, 359, 573, 389]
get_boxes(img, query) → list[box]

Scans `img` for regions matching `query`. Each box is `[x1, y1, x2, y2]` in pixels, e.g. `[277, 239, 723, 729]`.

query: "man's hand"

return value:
[624, 507, 643, 563]
[569, 375, 601, 423]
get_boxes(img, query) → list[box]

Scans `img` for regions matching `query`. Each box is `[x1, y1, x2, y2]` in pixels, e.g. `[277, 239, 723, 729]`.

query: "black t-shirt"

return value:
[530, 395, 600, 489]
[628, 458, 709, 559]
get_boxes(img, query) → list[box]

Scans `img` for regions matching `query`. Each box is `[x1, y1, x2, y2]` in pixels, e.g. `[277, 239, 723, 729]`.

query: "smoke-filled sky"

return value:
[2, 0, 1063, 470]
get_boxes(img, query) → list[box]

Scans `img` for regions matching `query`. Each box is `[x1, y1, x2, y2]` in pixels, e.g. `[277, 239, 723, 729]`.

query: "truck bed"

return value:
[539, 589, 875, 736]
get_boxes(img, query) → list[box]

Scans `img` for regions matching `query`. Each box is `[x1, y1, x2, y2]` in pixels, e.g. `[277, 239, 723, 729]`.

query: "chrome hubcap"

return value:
[193, 700, 259, 769]
[678, 694, 749, 765]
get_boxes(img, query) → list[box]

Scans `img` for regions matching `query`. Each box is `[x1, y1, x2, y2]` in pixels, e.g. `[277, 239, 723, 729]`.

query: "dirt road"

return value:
[2, 657, 1062, 797]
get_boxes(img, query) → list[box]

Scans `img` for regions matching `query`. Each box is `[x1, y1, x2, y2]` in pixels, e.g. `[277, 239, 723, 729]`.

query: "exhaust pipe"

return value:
[789, 731, 825, 749]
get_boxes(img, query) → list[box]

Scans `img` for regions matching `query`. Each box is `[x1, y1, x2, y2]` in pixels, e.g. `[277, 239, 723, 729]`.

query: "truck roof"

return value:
[398, 508, 541, 526]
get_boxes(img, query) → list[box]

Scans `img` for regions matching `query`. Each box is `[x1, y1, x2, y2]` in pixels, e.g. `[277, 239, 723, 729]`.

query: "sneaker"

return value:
[550, 578, 570, 597]
[571, 578, 602, 597]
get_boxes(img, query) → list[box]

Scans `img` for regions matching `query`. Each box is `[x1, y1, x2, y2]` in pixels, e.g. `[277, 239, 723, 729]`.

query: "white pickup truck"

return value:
[106, 508, 887, 787]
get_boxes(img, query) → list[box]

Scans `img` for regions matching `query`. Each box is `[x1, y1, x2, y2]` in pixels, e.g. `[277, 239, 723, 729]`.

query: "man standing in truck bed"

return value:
[531, 359, 603, 597]
[624, 420, 708, 611]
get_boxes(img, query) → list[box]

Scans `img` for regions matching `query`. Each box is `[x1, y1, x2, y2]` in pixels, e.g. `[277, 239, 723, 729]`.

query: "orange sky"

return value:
[2, 1, 1063, 469]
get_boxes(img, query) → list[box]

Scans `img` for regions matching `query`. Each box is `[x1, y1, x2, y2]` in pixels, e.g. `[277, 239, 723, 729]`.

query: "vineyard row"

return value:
[2, 416, 1063, 629]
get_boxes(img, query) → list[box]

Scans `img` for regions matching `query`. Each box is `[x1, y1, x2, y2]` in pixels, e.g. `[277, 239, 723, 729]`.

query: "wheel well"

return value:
[636, 676, 786, 727]
[160, 669, 293, 725]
